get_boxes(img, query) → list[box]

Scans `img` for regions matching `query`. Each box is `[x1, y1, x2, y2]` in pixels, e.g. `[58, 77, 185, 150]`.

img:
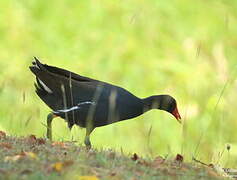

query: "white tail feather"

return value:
[38, 79, 53, 93]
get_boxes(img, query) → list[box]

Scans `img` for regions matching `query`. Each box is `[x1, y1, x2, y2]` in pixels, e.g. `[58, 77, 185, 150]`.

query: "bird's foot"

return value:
[46, 129, 52, 141]
[84, 136, 92, 150]
[86, 144, 91, 150]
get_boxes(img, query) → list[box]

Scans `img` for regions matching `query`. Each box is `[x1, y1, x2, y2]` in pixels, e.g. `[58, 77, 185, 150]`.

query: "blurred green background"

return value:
[0, 0, 237, 167]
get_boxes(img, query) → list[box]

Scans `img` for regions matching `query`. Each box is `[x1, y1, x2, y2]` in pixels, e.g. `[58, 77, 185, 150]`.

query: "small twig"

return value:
[192, 157, 210, 167]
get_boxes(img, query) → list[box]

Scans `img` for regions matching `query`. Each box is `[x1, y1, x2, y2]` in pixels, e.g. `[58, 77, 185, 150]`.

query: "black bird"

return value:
[29, 57, 181, 148]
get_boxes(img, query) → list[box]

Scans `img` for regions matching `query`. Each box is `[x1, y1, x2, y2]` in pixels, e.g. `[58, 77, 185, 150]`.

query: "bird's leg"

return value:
[46, 113, 56, 141]
[84, 127, 94, 149]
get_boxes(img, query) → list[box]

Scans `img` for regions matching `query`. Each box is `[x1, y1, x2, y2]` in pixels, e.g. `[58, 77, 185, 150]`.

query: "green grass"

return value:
[0, 0, 237, 170]
[0, 135, 227, 180]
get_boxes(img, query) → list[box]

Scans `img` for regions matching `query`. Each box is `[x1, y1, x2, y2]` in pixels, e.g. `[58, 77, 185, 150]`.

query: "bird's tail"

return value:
[29, 57, 62, 110]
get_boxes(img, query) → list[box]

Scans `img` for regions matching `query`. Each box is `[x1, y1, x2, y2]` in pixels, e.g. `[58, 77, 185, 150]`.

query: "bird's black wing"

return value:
[32, 57, 98, 82]
[29, 57, 103, 111]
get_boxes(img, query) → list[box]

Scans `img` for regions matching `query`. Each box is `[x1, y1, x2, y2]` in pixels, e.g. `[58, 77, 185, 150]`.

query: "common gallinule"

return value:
[30, 57, 181, 148]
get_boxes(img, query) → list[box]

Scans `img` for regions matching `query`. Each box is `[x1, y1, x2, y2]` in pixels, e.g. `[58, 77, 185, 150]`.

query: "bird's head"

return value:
[164, 96, 181, 123]
[144, 95, 181, 123]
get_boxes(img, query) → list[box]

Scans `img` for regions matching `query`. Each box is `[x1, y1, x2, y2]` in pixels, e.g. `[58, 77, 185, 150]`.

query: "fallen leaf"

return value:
[52, 142, 67, 148]
[28, 135, 37, 144]
[131, 153, 139, 161]
[53, 162, 63, 172]
[4, 155, 23, 162]
[36, 138, 46, 145]
[175, 154, 183, 163]
[27, 135, 46, 145]
[25, 152, 37, 159]
[51, 160, 74, 172]
[77, 176, 99, 180]
[0, 142, 12, 149]
[0, 131, 6, 139]
[4, 151, 37, 162]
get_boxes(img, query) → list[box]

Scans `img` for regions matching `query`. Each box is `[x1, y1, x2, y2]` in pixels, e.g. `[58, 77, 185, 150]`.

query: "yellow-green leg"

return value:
[47, 113, 56, 140]
[84, 127, 94, 149]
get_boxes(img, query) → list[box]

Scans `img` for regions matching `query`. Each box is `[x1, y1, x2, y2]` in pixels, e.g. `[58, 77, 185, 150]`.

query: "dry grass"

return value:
[0, 132, 228, 180]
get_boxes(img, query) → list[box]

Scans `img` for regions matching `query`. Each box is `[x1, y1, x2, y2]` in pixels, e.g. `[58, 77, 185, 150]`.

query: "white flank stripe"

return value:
[38, 79, 53, 93]
[54, 101, 95, 114]
[77, 101, 95, 106]
[55, 106, 80, 113]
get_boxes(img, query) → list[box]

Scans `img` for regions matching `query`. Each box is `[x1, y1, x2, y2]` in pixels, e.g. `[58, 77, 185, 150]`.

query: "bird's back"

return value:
[30, 58, 144, 128]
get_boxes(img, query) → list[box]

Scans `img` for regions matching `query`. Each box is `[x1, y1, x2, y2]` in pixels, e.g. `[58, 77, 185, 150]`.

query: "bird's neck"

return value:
[142, 95, 163, 111]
